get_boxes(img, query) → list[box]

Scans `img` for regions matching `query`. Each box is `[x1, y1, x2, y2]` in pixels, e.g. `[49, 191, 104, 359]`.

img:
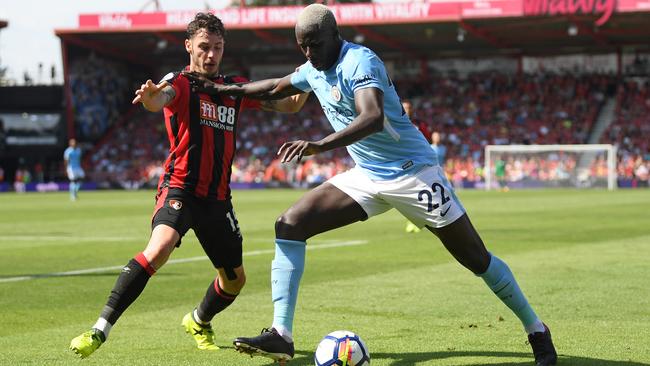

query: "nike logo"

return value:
[440, 206, 451, 217]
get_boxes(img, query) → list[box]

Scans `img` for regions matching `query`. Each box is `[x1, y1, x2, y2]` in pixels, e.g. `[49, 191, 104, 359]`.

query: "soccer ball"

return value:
[314, 330, 370, 366]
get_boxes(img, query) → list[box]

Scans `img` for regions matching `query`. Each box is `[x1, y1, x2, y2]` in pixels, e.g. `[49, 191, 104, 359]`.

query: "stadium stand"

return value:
[68, 54, 130, 141]
[88, 108, 166, 189]
[603, 78, 650, 185]
[3, 3, 650, 191]
[84, 71, 642, 188]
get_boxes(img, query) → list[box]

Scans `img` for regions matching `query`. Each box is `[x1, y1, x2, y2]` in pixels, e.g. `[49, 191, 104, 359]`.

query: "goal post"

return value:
[484, 144, 618, 191]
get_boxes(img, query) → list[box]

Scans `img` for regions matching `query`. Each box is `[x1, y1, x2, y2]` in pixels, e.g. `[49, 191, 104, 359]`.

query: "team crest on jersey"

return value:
[330, 85, 341, 102]
[169, 199, 182, 210]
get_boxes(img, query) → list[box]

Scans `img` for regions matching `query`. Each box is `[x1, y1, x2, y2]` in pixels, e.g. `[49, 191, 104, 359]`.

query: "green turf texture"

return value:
[0, 189, 648, 365]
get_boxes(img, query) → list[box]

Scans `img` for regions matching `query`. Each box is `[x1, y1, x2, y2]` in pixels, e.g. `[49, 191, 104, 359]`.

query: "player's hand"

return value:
[277, 140, 322, 163]
[132, 80, 169, 105]
[182, 71, 221, 94]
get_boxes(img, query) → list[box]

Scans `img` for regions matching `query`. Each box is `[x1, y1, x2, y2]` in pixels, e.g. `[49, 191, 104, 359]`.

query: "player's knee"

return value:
[233, 271, 246, 292]
[142, 248, 170, 270]
[467, 254, 490, 275]
[275, 212, 307, 240]
[143, 238, 177, 269]
[221, 269, 246, 293]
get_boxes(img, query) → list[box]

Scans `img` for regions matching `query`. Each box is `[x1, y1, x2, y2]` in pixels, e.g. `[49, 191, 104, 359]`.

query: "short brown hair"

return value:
[187, 12, 225, 39]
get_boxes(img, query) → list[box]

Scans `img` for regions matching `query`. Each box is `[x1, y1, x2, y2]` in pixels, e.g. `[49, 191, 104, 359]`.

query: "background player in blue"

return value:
[63, 138, 84, 201]
[187, 4, 557, 365]
[431, 131, 447, 165]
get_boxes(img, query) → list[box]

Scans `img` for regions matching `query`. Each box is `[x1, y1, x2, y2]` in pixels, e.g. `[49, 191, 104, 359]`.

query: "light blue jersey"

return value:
[290, 41, 437, 180]
[64, 147, 82, 169]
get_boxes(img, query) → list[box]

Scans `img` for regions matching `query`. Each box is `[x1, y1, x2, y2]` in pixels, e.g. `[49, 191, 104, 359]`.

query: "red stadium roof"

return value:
[55, 2, 650, 67]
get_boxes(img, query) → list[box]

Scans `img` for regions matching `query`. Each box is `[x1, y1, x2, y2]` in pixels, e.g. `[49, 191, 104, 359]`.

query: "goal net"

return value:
[484, 144, 617, 190]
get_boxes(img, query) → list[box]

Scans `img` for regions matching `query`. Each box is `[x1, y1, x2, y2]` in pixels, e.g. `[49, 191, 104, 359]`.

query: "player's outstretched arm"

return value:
[261, 92, 310, 113]
[277, 87, 384, 163]
[131, 80, 175, 112]
[184, 72, 302, 101]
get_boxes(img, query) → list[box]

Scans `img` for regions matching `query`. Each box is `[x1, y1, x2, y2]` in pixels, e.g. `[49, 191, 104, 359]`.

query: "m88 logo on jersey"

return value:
[200, 100, 235, 124]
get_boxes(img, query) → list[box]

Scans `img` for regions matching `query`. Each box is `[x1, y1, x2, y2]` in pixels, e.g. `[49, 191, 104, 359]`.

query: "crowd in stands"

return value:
[88, 109, 167, 189]
[406, 72, 610, 159]
[72, 71, 648, 189]
[230, 102, 354, 187]
[68, 54, 130, 141]
[604, 78, 650, 186]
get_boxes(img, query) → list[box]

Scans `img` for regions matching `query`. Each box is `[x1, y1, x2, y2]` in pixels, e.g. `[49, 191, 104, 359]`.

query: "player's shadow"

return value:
[280, 350, 649, 366]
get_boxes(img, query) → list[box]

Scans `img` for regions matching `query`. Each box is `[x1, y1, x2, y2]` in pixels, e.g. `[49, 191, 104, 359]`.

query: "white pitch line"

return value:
[0, 236, 138, 242]
[0, 240, 368, 283]
[0, 236, 352, 245]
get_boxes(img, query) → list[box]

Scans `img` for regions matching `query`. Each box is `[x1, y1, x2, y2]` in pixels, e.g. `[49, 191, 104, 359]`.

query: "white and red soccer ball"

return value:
[314, 330, 370, 366]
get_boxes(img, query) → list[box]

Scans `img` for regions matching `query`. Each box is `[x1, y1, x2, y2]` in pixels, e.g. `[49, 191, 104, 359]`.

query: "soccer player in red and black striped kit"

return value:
[70, 12, 308, 359]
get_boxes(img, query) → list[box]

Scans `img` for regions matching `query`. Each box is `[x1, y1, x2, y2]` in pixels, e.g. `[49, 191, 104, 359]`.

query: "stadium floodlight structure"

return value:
[484, 144, 617, 191]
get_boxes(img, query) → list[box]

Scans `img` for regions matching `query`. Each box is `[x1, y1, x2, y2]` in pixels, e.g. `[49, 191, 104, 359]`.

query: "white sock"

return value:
[193, 308, 209, 325]
[92, 317, 112, 339]
[272, 324, 293, 343]
[525, 319, 545, 335]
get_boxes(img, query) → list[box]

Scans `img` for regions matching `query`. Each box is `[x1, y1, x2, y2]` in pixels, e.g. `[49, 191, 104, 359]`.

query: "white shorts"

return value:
[327, 165, 466, 229]
[67, 167, 85, 181]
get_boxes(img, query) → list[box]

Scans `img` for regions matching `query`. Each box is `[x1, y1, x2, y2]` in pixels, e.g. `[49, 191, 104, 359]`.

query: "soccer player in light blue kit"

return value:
[64, 138, 84, 201]
[187, 4, 557, 365]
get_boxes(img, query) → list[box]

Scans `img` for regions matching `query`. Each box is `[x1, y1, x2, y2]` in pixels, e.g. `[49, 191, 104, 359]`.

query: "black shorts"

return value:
[152, 187, 243, 269]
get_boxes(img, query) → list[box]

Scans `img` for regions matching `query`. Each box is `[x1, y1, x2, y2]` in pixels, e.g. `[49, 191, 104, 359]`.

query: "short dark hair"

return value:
[187, 12, 225, 39]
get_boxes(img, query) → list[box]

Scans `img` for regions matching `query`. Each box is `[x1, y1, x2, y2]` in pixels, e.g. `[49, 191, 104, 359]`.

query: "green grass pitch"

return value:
[1, 188, 649, 365]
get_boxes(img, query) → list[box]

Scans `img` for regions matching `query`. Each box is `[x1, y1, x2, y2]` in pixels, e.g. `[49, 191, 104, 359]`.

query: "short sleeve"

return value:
[160, 72, 185, 111]
[348, 50, 385, 93]
[290, 62, 313, 92]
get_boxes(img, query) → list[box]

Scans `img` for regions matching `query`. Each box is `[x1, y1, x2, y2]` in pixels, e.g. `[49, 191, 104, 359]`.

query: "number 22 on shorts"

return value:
[418, 183, 451, 216]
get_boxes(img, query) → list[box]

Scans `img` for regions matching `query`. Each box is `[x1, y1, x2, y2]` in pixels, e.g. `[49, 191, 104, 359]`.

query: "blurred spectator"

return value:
[34, 162, 44, 183]
[14, 167, 30, 193]
[403, 99, 432, 143]
[634, 158, 649, 187]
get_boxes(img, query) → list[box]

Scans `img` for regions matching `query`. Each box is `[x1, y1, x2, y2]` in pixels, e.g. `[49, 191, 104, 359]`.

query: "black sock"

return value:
[196, 279, 237, 323]
[100, 254, 155, 325]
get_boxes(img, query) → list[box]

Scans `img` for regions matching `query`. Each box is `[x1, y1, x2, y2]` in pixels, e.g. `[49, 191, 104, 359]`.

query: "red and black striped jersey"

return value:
[157, 70, 260, 201]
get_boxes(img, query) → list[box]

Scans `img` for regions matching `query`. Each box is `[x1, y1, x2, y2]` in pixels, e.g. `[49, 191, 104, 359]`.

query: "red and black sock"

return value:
[195, 278, 237, 323]
[100, 253, 156, 325]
